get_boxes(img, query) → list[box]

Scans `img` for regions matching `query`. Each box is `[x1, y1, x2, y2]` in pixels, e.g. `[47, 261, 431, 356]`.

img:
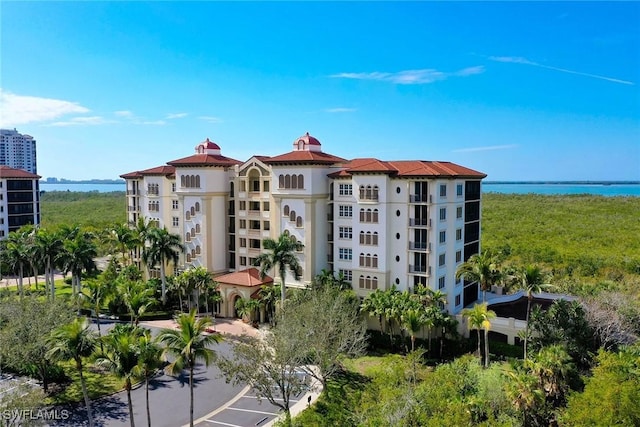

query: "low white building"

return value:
[0, 165, 41, 239]
[121, 132, 486, 314]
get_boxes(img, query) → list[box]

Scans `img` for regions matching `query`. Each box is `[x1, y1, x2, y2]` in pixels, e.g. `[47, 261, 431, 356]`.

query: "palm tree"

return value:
[120, 280, 155, 326]
[361, 289, 389, 335]
[518, 265, 552, 360]
[143, 227, 183, 305]
[110, 223, 137, 266]
[57, 232, 97, 296]
[82, 279, 115, 350]
[258, 284, 279, 325]
[133, 329, 163, 427]
[47, 318, 98, 427]
[157, 310, 223, 427]
[254, 233, 303, 308]
[97, 325, 142, 427]
[528, 344, 573, 406]
[462, 303, 496, 367]
[455, 249, 501, 302]
[401, 308, 425, 352]
[131, 217, 153, 272]
[35, 227, 63, 300]
[4, 229, 31, 299]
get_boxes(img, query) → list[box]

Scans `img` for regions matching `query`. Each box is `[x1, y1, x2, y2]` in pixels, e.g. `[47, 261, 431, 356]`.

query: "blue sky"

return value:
[1, 1, 638, 181]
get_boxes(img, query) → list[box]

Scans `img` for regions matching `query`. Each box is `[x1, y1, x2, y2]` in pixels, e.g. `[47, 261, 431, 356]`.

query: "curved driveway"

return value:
[49, 319, 256, 427]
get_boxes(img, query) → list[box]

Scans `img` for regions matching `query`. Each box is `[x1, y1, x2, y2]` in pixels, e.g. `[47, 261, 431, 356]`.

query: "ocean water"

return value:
[40, 183, 125, 192]
[484, 183, 640, 197]
[39, 182, 640, 196]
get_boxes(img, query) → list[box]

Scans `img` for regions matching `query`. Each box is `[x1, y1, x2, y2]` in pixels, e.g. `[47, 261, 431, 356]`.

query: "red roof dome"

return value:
[297, 132, 321, 146]
[201, 138, 220, 150]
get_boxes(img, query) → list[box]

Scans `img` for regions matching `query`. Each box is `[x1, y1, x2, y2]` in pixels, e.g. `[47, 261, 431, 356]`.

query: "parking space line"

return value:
[203, 420, 243, 427]
[227, 407, 279, 416]
[242, 395, 299, 403]
[186, 385, 251, 427]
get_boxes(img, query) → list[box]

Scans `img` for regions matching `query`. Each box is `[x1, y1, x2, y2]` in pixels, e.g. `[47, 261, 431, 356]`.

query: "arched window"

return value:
[298, 139, 304, 150]
[373, 185, 379, 200]
[284, 174, 291, 189]
[366, 254, 372, 267]
[373, 209, 379, 223]
[230, 182, 234, 196]
[279, 175, 285, 189]
[359, 186, 365, 199]
[195, 202, 200, 212]
[373, 232, 379, 245]
[290, 235, 296, 243]
[195, 224, 201, 233]
[359, 275, 365, 288]
[372, 277, 378, 289]
[366, 185, 372, 199]
[366, 276, 372, 289]
[359, 231, 365, 244]
[181, 175, 185, 187]
[283, 229, 290, 236]
[289, 210, 296, 222]
[298, 174, 304, 188]
[185, 211, 191, 220]
[186, 254, 191, 262]
[359, 208, 365, 222]
[191, 227, 195, 236]
[366, 209, 372, 223]
[190, 207, 195, 216]
[196, 245, 201, 255]
[359, 253, 365, 267]
[296, 216, 303, 227]
[191, 249, 196, 258]
[195, 175, 200, 188]
[186, 232, 191, 242]
[372, 255, 378, 268]
[291, 174, 298, 189]
[283, 205, 290, 216]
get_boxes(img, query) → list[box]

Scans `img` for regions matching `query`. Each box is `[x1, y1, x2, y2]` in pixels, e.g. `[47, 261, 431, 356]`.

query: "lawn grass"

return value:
[45, 360, 123, 405]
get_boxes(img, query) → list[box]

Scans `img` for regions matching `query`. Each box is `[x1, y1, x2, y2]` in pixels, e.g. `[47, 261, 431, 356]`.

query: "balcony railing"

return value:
[409, 218, 429, 226]
[327, 234, 333, 241]
[327, 254, 334, 262]
[126, 190, 138, 195]
[409, 264, 428, 273]
[409, 241, 430, 251]
[409, 194, 431, 203]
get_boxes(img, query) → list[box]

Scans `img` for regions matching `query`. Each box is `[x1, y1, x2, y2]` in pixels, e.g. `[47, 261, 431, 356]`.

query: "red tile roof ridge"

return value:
[215, 267, 273, 287]
[167, 154, 242, 167]
[0, 165, 41, 179]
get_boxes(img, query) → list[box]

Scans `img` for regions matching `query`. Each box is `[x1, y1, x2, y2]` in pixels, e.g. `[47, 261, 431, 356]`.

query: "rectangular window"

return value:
[240, 181, 246, 192]
[239, 201, 246, 211]
[239, 219, 246, 229]
[456, 184, 463, 197]
[440, 184, 447, 198]
[250, 201, 260, 211]
[263, 201, 270, 211]
[456, 250, 462, 263]
[339, 205, 353, 217]
[439, 230, 446, 244]
[172, 183, 176, 192]
[250, 239, 261, 249]
[456, 228, 462, 241]
[339, 269, 353, 282]
[339, 248, 353, 260]
[439, 253, 446, 267]
[263, 221, 270, 230]
[172, 200, 179, 210]
[456, 206, 463, 219]
[172, 217, 179, 227]
[240, 257, 247, 266]
[438, 276, 446, 289]
[439, 207, 447, 221]
[339, 226, 353, 239]
[339, 184, 353, 196]
[240, 238, 247, 248]
[263, 180, 270, 192]
[455, 294, 461, 306]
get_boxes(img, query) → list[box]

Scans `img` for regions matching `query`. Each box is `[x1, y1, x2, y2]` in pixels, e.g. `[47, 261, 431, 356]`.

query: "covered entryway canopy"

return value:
[215, 268, 273, 318]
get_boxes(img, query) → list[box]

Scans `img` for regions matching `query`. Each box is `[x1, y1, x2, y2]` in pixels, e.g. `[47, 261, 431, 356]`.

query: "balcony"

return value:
[327, 254, 334, 262]
[127, 205, 140, 212]
[410, 194, 431, 203]
[409, 241, 430, 251]
[409, 264, 428, 274]
[327, 234, 333, 241]
[409, 218, 429, 227]
[327, 213, 334, 221]
[126, 190, 138, 196]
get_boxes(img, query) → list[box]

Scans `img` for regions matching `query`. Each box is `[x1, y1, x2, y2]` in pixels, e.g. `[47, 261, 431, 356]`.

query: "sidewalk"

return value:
[264, 371, 323, 427]
[141, 317, 262, 338]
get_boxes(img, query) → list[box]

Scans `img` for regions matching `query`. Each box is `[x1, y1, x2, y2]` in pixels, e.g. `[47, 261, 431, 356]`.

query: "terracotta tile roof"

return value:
[167, 154, 242, 167]
[215, 267, 273, 287]
[328, 158, 486, 179]
[264, 151, 346, 165]
[120, 165, 175, 179]
[0, 165, 41, 179]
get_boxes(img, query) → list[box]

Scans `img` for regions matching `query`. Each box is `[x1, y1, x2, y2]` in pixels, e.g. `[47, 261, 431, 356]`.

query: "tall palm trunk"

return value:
[484, 329, 490, 368]
[18, 263, 24, 300]
[189, 364, 194, 427]
[126, 380, 135, 427]
[160, 260, 167, 305]
[280, 271, 286, 308]
[146, 377, 152, 427]
[77, 360, 94, 427]
[524, 296, 532, 360]
[476, 328, 482, 361]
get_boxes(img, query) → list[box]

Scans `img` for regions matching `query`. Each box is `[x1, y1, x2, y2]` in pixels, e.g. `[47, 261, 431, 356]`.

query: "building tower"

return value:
[0, 129, 38, 174]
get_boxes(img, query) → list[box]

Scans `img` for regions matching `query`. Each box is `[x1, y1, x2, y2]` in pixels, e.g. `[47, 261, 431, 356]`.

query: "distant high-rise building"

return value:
[0, 165, 41, 238]
[0, 129, 38, 174]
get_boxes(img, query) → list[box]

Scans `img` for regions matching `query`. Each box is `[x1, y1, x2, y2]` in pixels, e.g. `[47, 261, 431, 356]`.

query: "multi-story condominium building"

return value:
[0, 165, 41, 238]
[121, 133, 486, 314]
[0, 129, 38, 174]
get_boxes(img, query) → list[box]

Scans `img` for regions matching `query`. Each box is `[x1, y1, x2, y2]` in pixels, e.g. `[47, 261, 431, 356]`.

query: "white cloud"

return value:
[489, 56, 634, 85]
[324, 107, 357, 113]
[114, 110, 134, 118]
[0, 89, 90, 127]
[198, 116, 223, 124]
[138, 120, 166, 126]
[453, 144, 519, 153]
[48, 116, 109, 127]
[166, 112, 188, 119]
[330, 66, 485, 85]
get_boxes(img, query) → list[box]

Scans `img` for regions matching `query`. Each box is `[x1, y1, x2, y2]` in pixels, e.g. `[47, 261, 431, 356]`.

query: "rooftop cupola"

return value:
[293, 132, 322, 152]
[195, 138, 221, 155]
